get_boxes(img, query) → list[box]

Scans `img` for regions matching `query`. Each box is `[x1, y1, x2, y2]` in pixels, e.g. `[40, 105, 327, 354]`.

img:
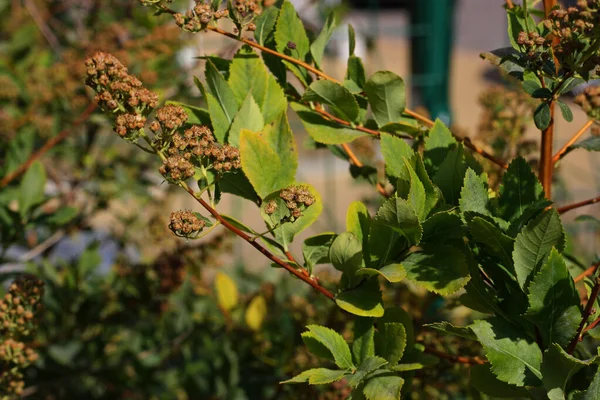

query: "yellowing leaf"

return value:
[245, 295, 267, 331]
[214, 272, 238, 311]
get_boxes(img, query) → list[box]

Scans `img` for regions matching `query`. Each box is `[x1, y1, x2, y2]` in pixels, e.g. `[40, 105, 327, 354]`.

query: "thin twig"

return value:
[506, 0, 515, 9]
[179, 183, 336, 300]
[553, 120, 594, 163]
[539, 104, 555, 198]
[0, 103, 97, 188]
[574, 262, 600, 284]
[568, 277, 600, 354]
[24, 0, 60, 53]
[557, 195, 600, 214]
[422, 346, 487, 365]
[341, 143, 389, 197]
[583, 315, 600, 333]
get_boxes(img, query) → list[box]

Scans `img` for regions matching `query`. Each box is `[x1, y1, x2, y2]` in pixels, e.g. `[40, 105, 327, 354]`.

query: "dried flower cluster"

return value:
[0, 275, 44, 397]
[169, 210, 206, 238]
[265, 185, 316, 221]
[173, 1, 229, 32]
[575, 84, 600, 121]
[85, 52, 159, 142]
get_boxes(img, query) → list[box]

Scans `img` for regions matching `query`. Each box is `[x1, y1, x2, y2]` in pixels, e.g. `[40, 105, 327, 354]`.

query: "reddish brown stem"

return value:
[583, 315, 600, 333]
[557, 195, 600, 214]
[553, 120, 593, 163]
[574, 262, 600, 284]
[539, 103, 555, 199]
[181, 185, 335, 301]
[423, 346, 487, 365]
[0, 103, 97, 188]
[505, 0, 515, 9]
[568, 277, 600, 354]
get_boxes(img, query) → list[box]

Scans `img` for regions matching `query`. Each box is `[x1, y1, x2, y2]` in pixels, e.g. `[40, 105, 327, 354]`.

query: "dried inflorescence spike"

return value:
[172, 1, 229, 32]
[575, 85, 600, 120]
[169, 210, 206, 238]
[85, 52, 159, 142]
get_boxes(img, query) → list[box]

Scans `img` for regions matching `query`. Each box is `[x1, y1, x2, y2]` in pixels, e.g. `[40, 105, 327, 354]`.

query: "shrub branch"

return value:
[557, 195, 600, 214]
[568, 277, 600, 353]
[553, 120, 593, 163]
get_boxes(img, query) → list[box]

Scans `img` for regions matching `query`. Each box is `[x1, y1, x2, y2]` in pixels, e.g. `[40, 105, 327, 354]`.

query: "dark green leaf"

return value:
[424, 322, 477, 341]
[558, 100, 573, 122]
[499, 157, 545, 222]
[572, 136, 600, 152]
[460, 168, 490, 216]
[329, 232, 364, 275]
[533, 102, 551, 130]
[347, 356, 388, 388]
[422, 212, 466, 243]
[372, 197, 422, 247]
[468, 217, 515, 272]
[348, 24, 356, 56]
[254, 5, 279, 45]
[380, 133, 413, 178]
[352, 317, 375, 365]
[470, 364, 530, 398]
[423, 119, 457, 176]
[362, 370, 404, 400]
[375, 323, 406, 366]
[541, 344, 596, 400]
[303, 233, 336, 270]
[302, 80, 359, 122]
[433, 144, 467, 206]
[347, 56, 366, 91]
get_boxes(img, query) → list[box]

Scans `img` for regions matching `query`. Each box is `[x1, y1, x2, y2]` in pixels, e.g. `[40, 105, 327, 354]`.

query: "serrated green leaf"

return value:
[470, 364, 530, 398]
[362, 371, 404, 400]
[302, 80, 359, 122]
[460, 168, 490, 216]
[380, 307, 415, 350]
[433, 144, 467, 206]
[306, 324, 355, 369]
[302, 331, 335, 361]
[228, 46, 269, 107]
[421, 212, 466, 243]
[311, 11, 339, 69]
[356, 264, 406, 283]
[470, 318, 542, 386]
[577, 367, 600, 400]
[534, 102, 551, 130]
[542, 344, 596, 400]
[282, 368, 348, 384]
[380, 132, 413, 178]
[291, 102, 369, 144]
[19, 161, 46, 217]
[330, 232, 364, 275]
[404, 160, 427, 221]
[228, 94, 265, 147]
[372, 197, 422, 246]
[423, 119, 457, 176]
[400, 245, 470, 295]
[215, 272, 238, 311]
[336, 279, 384, 317]
[353, 317, 375, 366]
[240, 129, 282, 198]
[424, 322, 477, 341]
[302, 233, 336, 270]
[525, 249, 581, 348]
[364, 71, 406, 127]
[348, 356, 388, 388]
[513, 209, 566, 289]
[499, 156, 545, 222]
[468, 217, 515, 271]
[245, 295, 267, 331]
[375, 322, 406, 366]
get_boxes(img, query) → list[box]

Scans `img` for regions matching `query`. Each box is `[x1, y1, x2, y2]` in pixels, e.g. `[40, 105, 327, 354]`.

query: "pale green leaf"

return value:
[460, 168, 490, 216]
[423, 119, 457, 176]
[346, 201, 371, 248]
[336, 279, 384, 317]
[254, 5, 279, 45]
[525, 249, 581, 348]
[311, 11, 339, 68]
[240, 129, 282, 198]
[302, 332, 335, 361]
[205, 60, 239, 125]
[228, 46, 269, 107]
[282, 368, 348, 384]
[364, 71, 406, 127]
[228, 94, 265, 147]
[306, 324, 355, 369]
[356, 264, 406, 283]
[513, 209, 566, 289]
[380, 132, 413, 178]
[372, 197, 422, 246]
[470, 318, 542, 386]
[346, 55, 366, 90]
[263, 111, 297, 187]
[275, 1, 310, 85]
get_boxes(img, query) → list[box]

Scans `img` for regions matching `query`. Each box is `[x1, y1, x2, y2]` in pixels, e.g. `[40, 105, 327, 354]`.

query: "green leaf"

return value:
[302, 331, 336, 361]
[499, 156, 545, 222]
[195, 76, 233, 143]
[375, 322, 406, 366]
[347, 356, 388, 388]
[525, 249, 581, 348]
[353, 317, 375, 365]
[306, 324, 355, 369]
[291, 102, 369, 144]
[558, 100, 573, 122]
[302, 233, 336, 270]
[542, 344, 596, 400]
[240, 129, 282, 198]
[423, 119, 457, 176]
[205, 60, 239, 128]
[254, 5, 279, 45]
[262, 111, 298, 187]
[468, 217, 515, 272]
[470, 364, 530, 398]
[329, 232, 364, 275]
[421, 212, 466, 243]
[371, 197, 422, 247]
[362, 371, 404, 400]
[215, 272, 238, 311]
[433, 144, 467, 206]
[228, 46, 269, 107]
[302, 80, 359, 122]
[534, 102, 551, 130]
[460, 168, 490, 216]
[282, 368, 349, 384]
[424, 322, 477, 341]
[357, 264, 406, 283]
[572, 136, 600, 152]
[577, 367, 600, 400]
[400, 245, 470, 295]
[219, 171, 260, 203]
[274, 0, 310, 85]
[19, 161, 46, 217]
[245, 295, 267, 331]
[348, 24, 356, 56]
[346, 201, 371, 248]
[336, 279, 384, 317]
[347, 56, 366, 91]
[404, 161, 427, 221]
[380, 133, 413, 178]
[228, 94, 265, 147]
[311, 11, 339, 69]
[470, 318, 542, 386]
[513, 209, 566, 290]
[364, 71, 406, 127]
[44, 206, 78, 226]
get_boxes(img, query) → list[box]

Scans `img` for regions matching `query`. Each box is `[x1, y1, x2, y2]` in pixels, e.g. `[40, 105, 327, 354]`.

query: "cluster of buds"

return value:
[575, 84, 600, 120]
[265, 185, 316, 221]
[85, 52, 158, 142]
[159, 125, 241, 182]
[231, 0, 262, 31]
[169, 210, 206, 238]
[150, 104, 189, 141]
[173, 1, 229, 32]
[0, 275, 44, 397]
